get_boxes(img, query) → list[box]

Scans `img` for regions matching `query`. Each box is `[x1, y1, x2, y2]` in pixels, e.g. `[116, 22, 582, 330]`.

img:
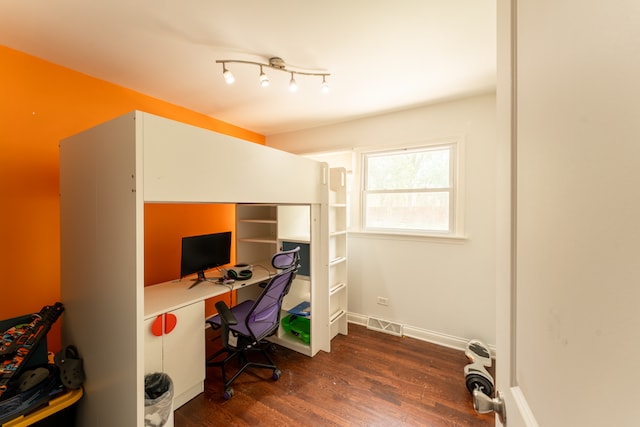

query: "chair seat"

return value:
[206, 300, 279, 339]
[206, 299, 253, 328]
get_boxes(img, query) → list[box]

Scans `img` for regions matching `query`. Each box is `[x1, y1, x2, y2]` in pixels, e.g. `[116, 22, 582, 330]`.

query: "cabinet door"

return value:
[144, 316, 164, 374]
[162, 301, 205, 402]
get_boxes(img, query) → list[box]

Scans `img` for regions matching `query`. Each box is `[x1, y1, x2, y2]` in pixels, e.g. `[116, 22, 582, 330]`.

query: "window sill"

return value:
[347, 230, 468, 244]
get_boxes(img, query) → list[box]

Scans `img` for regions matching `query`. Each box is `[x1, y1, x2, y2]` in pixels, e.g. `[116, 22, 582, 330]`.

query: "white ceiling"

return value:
[0, 0, 496, 136]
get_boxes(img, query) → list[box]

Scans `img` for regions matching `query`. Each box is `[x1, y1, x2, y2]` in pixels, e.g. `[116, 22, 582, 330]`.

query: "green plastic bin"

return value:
[281, 315, 310, 344]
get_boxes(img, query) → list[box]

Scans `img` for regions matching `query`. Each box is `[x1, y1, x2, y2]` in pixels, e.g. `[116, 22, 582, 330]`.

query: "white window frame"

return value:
[354, 137, 465, 239]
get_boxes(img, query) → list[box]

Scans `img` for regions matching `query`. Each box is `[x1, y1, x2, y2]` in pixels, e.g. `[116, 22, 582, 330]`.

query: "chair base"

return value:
[206, 339, 280, 399]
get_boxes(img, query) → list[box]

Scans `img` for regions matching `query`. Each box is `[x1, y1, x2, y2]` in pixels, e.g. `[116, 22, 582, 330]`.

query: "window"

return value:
[361, 143, 457, 234]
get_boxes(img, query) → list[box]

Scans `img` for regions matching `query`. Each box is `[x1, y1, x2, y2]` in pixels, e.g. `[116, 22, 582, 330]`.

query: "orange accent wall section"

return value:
[0, 45, 264, 352]
[144, 204, 237, 286]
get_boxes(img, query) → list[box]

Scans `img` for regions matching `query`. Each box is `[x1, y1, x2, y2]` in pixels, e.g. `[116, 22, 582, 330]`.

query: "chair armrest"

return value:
[214, 301, 238, 326]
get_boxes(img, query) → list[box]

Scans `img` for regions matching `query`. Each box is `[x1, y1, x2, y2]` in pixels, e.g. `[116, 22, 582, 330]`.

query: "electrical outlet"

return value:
[377, 296, 389, 306]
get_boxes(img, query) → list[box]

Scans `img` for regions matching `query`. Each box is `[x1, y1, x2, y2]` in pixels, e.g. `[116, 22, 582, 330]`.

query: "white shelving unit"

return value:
[235, 203, 329, 357]
[59, 111, 331, 427]
[328, 168, 348, 339]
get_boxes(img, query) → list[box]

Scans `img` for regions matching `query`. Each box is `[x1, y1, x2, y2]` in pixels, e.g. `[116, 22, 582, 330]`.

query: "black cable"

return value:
[252, 264, 274, 278]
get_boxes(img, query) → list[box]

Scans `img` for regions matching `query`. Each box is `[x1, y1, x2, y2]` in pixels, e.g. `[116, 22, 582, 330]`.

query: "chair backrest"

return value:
[245, 247, 300, 341]
[272, 246, 301, 271]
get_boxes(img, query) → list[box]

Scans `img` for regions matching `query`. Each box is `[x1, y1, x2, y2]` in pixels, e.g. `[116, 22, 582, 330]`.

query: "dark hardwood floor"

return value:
[175, 324, 494, 426]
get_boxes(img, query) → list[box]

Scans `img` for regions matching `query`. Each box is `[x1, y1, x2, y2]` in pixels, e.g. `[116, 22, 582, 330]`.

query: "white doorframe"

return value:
[495, 0, 536, 425]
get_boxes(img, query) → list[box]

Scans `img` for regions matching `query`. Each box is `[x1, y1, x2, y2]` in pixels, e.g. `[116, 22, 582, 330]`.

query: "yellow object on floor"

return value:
[2, 387, 83, 427]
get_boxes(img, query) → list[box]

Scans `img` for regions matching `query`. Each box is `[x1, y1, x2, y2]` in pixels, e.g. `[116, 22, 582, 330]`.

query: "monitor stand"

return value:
[188, 271, 207, 289]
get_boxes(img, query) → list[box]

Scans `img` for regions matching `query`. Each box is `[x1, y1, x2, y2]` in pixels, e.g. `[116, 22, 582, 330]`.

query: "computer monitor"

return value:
[180, 231, 231, 287]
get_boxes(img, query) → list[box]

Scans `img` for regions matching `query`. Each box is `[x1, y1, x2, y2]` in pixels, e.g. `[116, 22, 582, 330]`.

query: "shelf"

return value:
[238, 237, 278, 244]
[269, 333, 312, 356]
[329, 309, 346, 324]
[329, 256, 347, 266]
[278, 235, 311, 244]
[329, 282, 346, 295]
[239, 219, 277, 224]
[329, 230, 347, 237]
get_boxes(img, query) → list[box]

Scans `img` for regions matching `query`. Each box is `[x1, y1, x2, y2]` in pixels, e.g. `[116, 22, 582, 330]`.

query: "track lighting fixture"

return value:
[216, 57, 329, 93]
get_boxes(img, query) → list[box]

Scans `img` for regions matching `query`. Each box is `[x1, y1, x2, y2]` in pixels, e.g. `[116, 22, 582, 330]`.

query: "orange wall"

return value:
[0, 45, 264, 351]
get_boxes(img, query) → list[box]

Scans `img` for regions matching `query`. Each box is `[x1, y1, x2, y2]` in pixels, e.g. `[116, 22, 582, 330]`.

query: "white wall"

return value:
[268, 93, 497, 348]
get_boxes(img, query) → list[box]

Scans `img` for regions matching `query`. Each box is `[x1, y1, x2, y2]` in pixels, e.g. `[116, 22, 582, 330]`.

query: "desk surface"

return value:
[144, 262, 275, 318]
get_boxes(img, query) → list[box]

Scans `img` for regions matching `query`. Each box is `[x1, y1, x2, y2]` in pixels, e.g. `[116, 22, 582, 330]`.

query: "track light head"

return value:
[222, 64, 235, 84]
[321, 75, 329, 94]
[259, 66, 270, 87]
[289, 73, 298, 92]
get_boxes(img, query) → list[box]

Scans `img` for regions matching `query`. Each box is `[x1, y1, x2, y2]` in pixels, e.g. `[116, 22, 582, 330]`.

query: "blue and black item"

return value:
[0, 303, 68, 424]
[0, 363, 65, 424]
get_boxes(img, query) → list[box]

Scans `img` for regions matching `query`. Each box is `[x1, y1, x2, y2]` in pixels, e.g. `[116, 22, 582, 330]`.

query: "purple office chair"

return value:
[205, 247, 300, 399]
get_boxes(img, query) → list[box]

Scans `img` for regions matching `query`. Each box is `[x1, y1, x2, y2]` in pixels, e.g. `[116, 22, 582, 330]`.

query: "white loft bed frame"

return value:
[59, 111, 329, 426]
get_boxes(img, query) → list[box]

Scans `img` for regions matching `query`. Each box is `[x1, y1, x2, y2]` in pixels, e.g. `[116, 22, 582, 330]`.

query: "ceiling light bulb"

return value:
[259, 66, 270, 87]
[289, 73, 298, 92]
[321, 76, 329, 94]
[222, 65, 235, 84]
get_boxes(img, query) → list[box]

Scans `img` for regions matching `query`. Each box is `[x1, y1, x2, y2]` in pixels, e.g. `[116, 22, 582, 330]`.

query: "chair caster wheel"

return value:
[223, 387, 234, 400]
[272, 369, 281, 380]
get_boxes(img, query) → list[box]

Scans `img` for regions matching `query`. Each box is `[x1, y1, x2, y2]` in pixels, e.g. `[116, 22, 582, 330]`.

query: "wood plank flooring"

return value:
[174, 324, 494, 426]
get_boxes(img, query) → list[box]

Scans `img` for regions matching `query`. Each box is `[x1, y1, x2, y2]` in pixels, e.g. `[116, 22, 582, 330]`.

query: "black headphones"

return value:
[228, 264, 253, 281]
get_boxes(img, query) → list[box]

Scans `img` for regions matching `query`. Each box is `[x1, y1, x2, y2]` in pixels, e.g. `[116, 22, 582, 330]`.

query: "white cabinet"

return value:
[144, 300, 206, 409]
[329, 168, 348, 339]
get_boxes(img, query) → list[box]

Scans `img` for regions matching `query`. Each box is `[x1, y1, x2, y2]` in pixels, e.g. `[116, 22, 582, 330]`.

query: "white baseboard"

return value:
[402, 324, 469, 352]
[347, 312, 368, 326]
[346, 312, 496, 356]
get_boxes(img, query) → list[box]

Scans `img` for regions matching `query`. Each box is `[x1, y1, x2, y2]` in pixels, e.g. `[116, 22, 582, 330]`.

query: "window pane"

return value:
[365, 192, 449, 231]
[366, 148, 450, 191]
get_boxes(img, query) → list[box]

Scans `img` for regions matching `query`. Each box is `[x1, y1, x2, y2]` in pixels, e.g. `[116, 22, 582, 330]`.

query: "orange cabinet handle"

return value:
[151, 315, 163, 337]
[164, 313, 177, 334]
